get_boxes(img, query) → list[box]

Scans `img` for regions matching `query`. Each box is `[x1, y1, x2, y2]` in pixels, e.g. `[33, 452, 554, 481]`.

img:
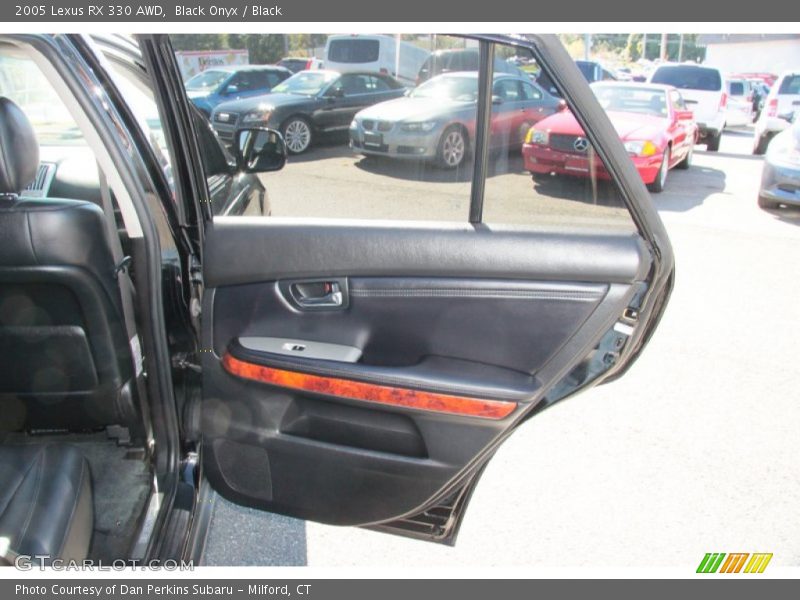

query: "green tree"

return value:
[625, 33, 642, 62]
[170, 34, 225, 52]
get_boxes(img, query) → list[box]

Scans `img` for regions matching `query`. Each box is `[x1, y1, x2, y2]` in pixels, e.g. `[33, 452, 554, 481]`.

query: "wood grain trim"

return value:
[222, 353, 517, 420]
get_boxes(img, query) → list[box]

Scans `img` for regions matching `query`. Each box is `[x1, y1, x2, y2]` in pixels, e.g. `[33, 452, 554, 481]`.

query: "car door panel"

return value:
[200, 219, 649, 527]
[137, 33, 673, 544]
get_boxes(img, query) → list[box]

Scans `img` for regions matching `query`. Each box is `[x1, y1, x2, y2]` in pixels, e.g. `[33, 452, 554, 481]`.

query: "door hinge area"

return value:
[172, 352, 202, 373]
[187, 252, 203, 328]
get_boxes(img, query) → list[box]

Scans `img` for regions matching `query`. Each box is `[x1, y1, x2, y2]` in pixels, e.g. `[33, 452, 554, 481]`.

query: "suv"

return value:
[184, 64, 292, 117]
[753, 70, 800, 155]
[649, 63, 726, 151]
[725, 79, 754, 128]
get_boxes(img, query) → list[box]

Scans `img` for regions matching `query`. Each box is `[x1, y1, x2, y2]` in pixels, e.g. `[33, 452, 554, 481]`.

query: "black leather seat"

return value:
[0, 97, 138, 431]
[0, 444, 93, 561]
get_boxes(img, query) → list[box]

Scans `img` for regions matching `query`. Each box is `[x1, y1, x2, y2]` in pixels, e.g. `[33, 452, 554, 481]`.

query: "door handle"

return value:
[296, 282, 343, 308]
[283, 278, 349, 311]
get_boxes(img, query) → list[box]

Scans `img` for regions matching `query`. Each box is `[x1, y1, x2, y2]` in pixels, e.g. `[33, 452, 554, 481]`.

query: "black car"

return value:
[0, 32, 673, 566]
[211, 69, 406, 154]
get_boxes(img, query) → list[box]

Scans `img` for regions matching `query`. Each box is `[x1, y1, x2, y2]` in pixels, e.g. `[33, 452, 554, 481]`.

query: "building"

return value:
[699, 34, 800, 76]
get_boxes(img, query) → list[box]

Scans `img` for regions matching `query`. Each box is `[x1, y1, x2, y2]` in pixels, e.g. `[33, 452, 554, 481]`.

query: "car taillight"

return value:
[720, 92, 727, 109]
[305, 59, 312, 70]
[767, 98, 778, 117]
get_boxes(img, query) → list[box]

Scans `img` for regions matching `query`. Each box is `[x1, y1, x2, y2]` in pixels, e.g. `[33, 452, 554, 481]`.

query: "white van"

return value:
[648, 63, 726, 151]
[324, 35, 429, 86]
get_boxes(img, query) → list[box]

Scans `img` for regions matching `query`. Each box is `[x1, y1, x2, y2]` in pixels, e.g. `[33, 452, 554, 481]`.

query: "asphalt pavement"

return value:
[203, 127, 800, 568]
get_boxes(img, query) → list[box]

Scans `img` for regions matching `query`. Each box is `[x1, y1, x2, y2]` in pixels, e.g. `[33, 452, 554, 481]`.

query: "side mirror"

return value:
[492, 95, 504, 105]
[225, 84, 239, 95]
[328, 87, 345, 99]
[235, 128, 287, 174]
[778, 111, 796, 124]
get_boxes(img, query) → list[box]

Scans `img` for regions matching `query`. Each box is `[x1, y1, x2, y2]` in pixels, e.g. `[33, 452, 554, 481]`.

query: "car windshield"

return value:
[0, 55, 84, 145]
[185, 69, 230, 91]
[593, 85, 668, 117]
[272, 71, 339, 96]
[651, 66, 722, 91]
[778, 75, 800, 95]
[411, 76, 477, 102]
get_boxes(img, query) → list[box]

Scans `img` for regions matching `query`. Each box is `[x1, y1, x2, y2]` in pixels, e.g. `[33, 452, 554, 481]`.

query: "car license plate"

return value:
[565, 157, 589, 173]
[364, 132, 383, 148]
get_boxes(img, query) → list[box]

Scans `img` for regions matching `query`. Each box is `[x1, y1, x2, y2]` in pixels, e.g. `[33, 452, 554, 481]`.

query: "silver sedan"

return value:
[349, 72, 562, 169]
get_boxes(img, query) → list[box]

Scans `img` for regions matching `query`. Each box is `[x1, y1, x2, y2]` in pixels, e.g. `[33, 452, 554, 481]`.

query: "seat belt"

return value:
[97, 165, 153, 444]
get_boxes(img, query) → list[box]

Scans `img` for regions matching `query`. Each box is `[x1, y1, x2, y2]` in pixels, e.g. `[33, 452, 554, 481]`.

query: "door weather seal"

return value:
[544, 281, 648, 405]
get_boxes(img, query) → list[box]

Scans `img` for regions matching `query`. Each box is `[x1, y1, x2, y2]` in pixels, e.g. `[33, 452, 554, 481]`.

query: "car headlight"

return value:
[401, 121, 437, 133]
[242, 110, 272, 124]
[623, 140, 658, 157]
[526, 129, 549, 145]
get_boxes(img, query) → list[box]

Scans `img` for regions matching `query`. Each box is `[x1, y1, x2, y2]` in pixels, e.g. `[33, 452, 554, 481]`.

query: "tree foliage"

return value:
[170, 34, 329, 64]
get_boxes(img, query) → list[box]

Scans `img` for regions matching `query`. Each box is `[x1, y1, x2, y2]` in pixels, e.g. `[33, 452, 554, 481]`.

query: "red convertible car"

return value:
[523, 82, 698, 192]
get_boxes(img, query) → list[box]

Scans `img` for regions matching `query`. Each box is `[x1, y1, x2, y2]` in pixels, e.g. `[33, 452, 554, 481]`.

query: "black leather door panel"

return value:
[203, 270, 639, 526]
[200, 220, 649, 528]
[204, 220, 649, 287]
[212, 277, 608, 377]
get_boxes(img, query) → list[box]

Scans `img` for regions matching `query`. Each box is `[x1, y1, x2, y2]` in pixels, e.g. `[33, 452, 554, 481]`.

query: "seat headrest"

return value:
[0, 97, 39, 195]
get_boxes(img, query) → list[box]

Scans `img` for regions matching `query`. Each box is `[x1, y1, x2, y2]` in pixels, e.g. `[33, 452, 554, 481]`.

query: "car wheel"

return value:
[437, 126, 468, 169]
[706, 131, 721, 152]
[676, 142, 693, 169]
[757, 195, 778, 210]
[647, 148, 670, 193]
[283, 117, 313, 154]
[753, 133, 771, 155]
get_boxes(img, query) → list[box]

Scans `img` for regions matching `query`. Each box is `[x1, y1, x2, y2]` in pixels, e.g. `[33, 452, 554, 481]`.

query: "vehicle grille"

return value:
[23, 163, 54, 197]
[361, 119, 393, 132]
[214, 111, 239, 126]
[549, 133, 589, 154]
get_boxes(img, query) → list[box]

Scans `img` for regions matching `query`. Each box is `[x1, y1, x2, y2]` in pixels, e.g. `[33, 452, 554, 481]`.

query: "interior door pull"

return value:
[295, 282, 343, 307]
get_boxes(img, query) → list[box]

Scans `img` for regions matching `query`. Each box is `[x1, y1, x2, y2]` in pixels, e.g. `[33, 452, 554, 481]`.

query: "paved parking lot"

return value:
[204, 128, 800, 568]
